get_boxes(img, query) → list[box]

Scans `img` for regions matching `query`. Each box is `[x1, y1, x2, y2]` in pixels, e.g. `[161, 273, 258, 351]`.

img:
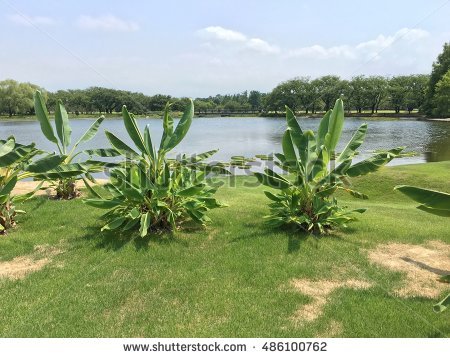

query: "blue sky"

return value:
[0, 0, 449, 97]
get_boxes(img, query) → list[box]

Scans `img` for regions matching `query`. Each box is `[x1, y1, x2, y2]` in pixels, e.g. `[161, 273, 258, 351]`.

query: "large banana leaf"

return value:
[55, 100, 71, 152]
[122, 106, 148, 155]
[347, 147, 404, 177]
[34, 91, 58, 144]
[337, 123, 367, 162]
[104, 131, 140, 159]
[24, 154, 66, 174]
[71, 116, 105, 152]
[394, 185, 450, 217]
[163, 99, 194, 152]
[324, 99, 344, 152]
[285, 106, 302, 147]
[160, 103, 174, 150]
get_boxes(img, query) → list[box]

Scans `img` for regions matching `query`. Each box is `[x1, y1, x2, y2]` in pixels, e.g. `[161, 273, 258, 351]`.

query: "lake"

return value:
[1, 116, 450, 168]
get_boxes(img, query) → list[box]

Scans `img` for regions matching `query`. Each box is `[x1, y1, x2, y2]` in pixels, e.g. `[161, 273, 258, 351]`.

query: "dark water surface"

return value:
[1, 116, 449, 166]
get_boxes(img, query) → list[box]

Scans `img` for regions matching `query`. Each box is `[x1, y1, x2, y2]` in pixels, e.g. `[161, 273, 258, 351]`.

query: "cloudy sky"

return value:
[0, 0, 449, 97]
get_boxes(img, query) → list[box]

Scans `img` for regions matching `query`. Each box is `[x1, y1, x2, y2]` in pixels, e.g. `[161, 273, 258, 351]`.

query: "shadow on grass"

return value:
[81, 224, 198, 252]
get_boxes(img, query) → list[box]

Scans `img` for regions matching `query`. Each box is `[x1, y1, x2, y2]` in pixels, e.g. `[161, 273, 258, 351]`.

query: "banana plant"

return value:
[34, 90, 107, 199]
[394, 185, 450, 312]
[255, 98, 404, 234]
[84, 100, 228, 236]
[0, 137, 66, 234]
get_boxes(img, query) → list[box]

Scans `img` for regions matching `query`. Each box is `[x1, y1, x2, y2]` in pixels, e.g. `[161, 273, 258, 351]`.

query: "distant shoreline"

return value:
[1, 112, 449, 122]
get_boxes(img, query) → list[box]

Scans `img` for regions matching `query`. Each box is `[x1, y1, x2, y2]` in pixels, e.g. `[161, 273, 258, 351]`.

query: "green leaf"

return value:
[55, 100, 71, 152]
[139, 212, 151, 237]
[0, 175, 17, 196]
[122, 106, 147, 155]
[264, 191, 281, 201]
[416, 205, 450, 217]
[347, 147, 404, 177]
[178, 184, 206, 196]
[255, 172, 290, 190]
[83, 199, 122, 209]
[317, 110, 332, 148]
[101, 217, 126, 231]
[337, 123, 367, 162]
[285, 106, 302, 147]
[144, 125, 155, 160]
[164, 99, 194, 152]
[84, 148, 121, 157]
[123, 186, 144, 201]
[104, 131, 140, 159]
[0, 137, 15, 157]
[82, 177, 103, 199]
[72, 116, 105, 150]
[13, 181, 44, 203]
[34, 90, 58, 144]
[325, 98, 344, 152]
[433, 294, 450, 313]
[282, 129, 298, 164]
[160, 102, 174, 150]
[25, 154, 66, 173]
[341, 187, 369, 200]
[394, 186, 450, 211]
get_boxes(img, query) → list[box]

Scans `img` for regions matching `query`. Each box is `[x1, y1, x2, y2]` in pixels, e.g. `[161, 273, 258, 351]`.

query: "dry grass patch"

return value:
[0, 244, 64, 280]
[290, 279, 372, 324]
[316, 320, 344, 337]
[367, 240, 450, 298]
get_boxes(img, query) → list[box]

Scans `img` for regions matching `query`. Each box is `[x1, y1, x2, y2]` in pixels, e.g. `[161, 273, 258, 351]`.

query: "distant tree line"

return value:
[1, 42, 449, 117]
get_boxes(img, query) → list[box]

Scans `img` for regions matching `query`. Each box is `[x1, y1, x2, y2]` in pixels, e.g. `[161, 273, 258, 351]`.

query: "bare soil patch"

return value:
[367, 241, 450, 298]
[0, 244, 64, 280]
[290, 279, 372, 323]
[12, 179, 108, 196]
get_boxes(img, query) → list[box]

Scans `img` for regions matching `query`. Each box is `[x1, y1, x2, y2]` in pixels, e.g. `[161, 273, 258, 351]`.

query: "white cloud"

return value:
[246, 38, 280, 54]
[8, 14, 55, 26]
[201, 26, 246, 42]
[289, 28, 429, 61]
[199, 26, 280, 54]
[77, 15, 138, 32]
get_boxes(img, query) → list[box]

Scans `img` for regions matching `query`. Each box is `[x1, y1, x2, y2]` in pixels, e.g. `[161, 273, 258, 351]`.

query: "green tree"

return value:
[432, 69, 450, 117]
[248, 90, 262, 110]
[312, 75, 342, 111]
[0, 79, 42, 116]
[423, 42, 450, 114]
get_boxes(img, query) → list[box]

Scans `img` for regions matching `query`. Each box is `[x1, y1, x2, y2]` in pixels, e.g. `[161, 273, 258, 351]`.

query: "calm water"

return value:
[1, 117, 450, 166]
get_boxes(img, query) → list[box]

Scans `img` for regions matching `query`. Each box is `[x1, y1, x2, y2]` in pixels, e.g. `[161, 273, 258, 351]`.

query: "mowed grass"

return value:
[0, 162, 449, 337]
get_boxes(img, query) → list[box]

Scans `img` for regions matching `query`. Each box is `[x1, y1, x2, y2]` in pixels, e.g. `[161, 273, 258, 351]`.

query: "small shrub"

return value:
[84, 101, 228, 236]
[33, 90, 106, 199]
[0, 137, 65, 234]
[255, 98, 404, 234]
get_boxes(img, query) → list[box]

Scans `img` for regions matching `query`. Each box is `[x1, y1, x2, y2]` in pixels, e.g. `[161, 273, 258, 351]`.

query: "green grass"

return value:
[0, 162, 449, 337]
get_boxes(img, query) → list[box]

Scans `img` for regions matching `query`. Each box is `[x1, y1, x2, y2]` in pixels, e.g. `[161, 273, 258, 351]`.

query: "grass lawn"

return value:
[0, 162, 449, 337]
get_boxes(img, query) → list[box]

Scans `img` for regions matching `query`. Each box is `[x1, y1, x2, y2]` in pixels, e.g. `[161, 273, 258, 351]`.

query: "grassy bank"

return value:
[0, 162, 449, 337]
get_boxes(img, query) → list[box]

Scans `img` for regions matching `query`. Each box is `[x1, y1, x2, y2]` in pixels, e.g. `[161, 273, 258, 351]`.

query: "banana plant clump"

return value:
[255, 98, 404, 234]
[84, 101, 228, 236]
[0, 137, 66, 234]
[34, 90, 106, 199]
